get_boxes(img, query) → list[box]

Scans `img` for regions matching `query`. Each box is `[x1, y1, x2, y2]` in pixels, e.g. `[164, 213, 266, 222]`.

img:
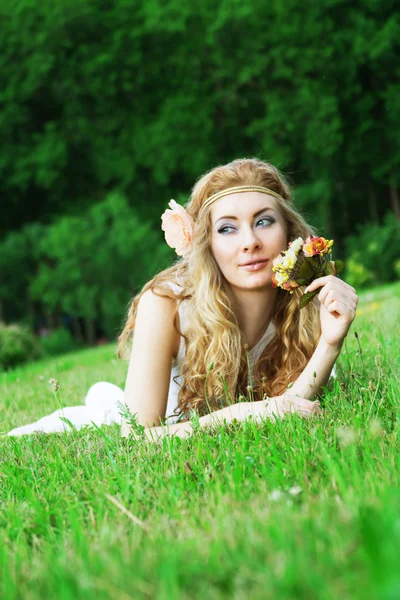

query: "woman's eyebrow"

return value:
[215, 206, 275, 224]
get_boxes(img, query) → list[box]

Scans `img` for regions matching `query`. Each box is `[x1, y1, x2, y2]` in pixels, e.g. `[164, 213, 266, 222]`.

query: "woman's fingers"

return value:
[325, 299, 357, 321]
[320, 288, 358, 312]
[265, 394, 323, 421]
[305, 275, 355, 296]
[283, 395, 322, 417]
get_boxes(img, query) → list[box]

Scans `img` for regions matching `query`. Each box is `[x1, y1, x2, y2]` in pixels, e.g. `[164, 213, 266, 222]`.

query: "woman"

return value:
[117, 157, 358, 441]
[7, 158, 357, 439]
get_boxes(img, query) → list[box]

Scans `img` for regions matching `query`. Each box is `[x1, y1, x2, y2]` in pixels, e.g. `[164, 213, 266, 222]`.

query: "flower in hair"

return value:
[161, 199, 195, 256]
[272, 236, 344, 308]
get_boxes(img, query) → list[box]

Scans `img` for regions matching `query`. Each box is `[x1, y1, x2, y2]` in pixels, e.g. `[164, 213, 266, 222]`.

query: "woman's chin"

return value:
[231, 274, 273, 291]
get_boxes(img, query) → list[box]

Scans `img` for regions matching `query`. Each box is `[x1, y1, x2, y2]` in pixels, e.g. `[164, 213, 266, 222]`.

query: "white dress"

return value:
[164, 281, 277, 424]
[6, 282, 313, 437]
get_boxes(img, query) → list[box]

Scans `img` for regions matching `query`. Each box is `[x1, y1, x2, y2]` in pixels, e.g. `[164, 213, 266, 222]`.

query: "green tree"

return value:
[30, 191, 170, 343]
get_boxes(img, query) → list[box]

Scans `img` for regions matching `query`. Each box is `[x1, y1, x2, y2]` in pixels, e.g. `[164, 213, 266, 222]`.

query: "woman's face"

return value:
[210, 192, 288, 292]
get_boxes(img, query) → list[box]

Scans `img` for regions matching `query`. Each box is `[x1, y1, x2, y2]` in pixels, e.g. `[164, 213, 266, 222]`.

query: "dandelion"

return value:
[336, 425, 357, 448]
[269, 489, 284, 502]
[369, 418, 383, 438]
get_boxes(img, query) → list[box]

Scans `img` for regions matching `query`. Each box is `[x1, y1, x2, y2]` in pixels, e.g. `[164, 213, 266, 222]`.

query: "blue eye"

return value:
[218, 225, 235, 234]
[257, 217, 275, 227]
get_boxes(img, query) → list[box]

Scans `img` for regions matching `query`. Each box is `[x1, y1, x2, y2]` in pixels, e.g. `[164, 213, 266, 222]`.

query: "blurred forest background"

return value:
[0, 0, 399, 366]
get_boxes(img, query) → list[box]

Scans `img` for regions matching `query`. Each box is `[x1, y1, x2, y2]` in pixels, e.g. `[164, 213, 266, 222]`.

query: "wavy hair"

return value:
[117, 158, 321, 419]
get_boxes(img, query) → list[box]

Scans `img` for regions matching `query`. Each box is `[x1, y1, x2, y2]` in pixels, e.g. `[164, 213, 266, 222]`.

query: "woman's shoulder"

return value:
[137, 287, 181, 360]
[163, 280, 185, 295]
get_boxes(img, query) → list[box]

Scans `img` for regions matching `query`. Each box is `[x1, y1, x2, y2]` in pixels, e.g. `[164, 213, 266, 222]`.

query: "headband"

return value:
[200, 185, 284, 212]
[161, 185, 285, 257]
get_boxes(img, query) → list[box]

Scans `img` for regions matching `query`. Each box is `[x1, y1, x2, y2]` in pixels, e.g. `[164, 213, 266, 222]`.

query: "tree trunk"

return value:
[85, 317, 96, 346]
[45, 310, 56, 330]
[26, 297, 36, 330]
[367, 181, 379, 224]
[71, 316, 84, 345]
[389, 173, 400, 220]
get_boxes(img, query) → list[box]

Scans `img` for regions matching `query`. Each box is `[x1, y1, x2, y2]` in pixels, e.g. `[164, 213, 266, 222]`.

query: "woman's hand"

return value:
[128, 419, 193, 443]
[304, 275, 358, 349]
[235, 395, 323, 424]
[262, 394, 323, 422]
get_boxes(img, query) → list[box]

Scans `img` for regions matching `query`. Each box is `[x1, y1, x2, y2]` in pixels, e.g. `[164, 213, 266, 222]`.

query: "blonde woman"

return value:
[7, 158, 358, 438]
[118, 158, 358, 440]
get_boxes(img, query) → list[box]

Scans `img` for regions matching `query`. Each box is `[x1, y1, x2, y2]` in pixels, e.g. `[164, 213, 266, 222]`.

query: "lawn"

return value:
[1, 282, 399, 599]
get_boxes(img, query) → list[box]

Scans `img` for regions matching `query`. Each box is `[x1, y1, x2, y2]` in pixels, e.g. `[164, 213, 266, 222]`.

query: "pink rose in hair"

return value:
[161, 199, 195, 256]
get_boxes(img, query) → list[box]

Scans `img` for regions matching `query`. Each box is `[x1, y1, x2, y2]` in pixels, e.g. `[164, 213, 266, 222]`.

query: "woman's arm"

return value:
[138, 402, 248, 441]
[289, 275, 358, 400]
[130, 394, 322, 441]
[288, 338, 341, 400]
[121, 288, 180, 437]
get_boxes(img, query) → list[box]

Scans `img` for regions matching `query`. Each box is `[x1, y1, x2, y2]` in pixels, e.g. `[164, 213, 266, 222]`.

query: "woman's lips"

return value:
[239, 260, 269, 271]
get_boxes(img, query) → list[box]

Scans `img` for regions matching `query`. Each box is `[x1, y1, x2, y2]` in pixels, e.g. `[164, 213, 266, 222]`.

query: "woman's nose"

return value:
[241, 228, 262, 252]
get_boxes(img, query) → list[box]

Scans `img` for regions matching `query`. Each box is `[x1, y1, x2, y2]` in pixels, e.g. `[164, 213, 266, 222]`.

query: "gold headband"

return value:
[200, 185, 284, 212]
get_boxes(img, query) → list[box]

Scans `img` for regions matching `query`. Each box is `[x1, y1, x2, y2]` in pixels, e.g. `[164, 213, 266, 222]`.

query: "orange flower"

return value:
[161, 200, 195, 256]
[302, 237, 333, 257]
[282, 280, 299, 291]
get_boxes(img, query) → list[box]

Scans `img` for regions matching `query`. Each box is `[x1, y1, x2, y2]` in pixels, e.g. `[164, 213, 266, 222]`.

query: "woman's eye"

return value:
[257, 217, 275, 227]
[218, 226, 235, 234]
[218, 217, 275, 234]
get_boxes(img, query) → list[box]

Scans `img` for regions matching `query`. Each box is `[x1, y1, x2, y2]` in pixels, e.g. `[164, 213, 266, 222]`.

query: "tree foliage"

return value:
[0, 0, 399, 340]
[1, 0, 399, 235]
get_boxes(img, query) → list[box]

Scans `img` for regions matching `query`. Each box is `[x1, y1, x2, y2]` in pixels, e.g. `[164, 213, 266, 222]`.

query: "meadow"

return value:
[1, 283, 399, 600]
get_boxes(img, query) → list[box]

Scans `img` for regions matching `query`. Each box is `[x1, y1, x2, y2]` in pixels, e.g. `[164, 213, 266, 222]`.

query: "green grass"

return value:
[1, 282, 399, 599]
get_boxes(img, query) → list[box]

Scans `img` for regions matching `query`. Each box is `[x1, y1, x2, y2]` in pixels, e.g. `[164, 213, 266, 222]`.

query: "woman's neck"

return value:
[230, 286, 277, 350]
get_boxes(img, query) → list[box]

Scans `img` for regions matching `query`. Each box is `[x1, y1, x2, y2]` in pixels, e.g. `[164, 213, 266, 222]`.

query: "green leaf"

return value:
[293, 278, 309, 286]
[325, 261, 336, 276]
[309, 256, 323, 271]
[299, 290, 319, 309]
[298, 261, 314, 279]
[334, 260, 345, 274]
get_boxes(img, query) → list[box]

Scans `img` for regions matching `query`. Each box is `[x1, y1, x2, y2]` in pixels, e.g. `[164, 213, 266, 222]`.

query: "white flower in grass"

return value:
[269, 489, 284, 502]
[336, 425, 356, 448]
[369, 418, 383, 438]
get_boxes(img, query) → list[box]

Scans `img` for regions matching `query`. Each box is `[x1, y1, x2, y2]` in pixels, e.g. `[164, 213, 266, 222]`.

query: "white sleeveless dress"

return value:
[7, 281, 278, 436]
[164, 281, 277, 424]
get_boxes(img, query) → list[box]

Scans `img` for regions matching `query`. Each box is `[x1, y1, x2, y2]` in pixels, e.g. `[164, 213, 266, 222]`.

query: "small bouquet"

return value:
[272, 237, 344, 308]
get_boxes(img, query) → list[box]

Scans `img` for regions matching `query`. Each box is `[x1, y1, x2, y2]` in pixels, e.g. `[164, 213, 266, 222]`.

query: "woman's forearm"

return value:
[288, 338, 341, 400]
[136, 401, 259, 441]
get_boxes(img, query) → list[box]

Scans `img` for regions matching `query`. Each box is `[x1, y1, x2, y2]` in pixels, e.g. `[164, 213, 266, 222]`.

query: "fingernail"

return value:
[304, 287, 309, 294]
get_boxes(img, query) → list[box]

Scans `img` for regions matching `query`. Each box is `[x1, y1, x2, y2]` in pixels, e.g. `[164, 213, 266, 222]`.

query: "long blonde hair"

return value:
[118, 158, 321, 419]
